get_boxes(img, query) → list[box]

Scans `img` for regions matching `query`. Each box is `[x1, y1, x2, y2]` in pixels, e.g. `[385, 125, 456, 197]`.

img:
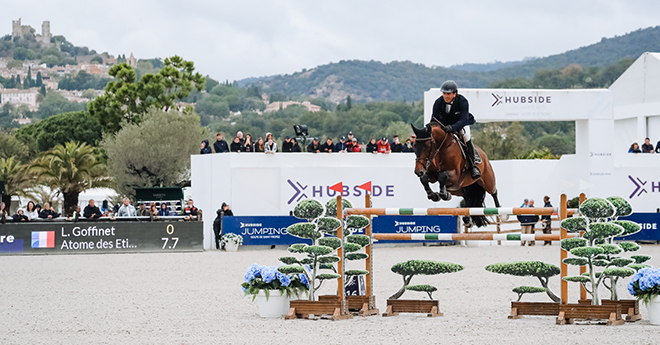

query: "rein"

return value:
[415, 127, 450, 172]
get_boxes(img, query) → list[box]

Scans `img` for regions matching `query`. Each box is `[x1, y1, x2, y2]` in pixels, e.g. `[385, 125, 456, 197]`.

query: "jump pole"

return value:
[336, 195, 346, 315]
[579, 193, 587, 301]
[364, 192, 375, 310]
[346, 207, 576, 216]
[560, 194, 568, 304]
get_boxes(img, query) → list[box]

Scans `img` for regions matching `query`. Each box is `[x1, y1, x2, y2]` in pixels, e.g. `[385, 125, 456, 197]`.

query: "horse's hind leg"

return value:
[491, 190, 501, 208]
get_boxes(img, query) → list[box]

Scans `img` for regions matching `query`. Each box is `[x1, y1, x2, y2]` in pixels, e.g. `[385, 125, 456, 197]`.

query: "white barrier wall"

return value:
[190, 153, 657, 250]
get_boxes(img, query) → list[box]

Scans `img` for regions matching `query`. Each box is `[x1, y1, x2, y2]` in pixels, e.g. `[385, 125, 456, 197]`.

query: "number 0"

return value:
[166, 224, 174, 235]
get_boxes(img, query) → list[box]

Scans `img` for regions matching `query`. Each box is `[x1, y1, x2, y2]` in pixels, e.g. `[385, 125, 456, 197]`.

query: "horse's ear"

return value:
[411, 123, 420, 136]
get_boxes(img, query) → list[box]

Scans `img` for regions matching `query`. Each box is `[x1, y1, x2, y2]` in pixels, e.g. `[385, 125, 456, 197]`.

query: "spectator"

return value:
[320, 138, 334, 153]
[149, 204, 158, 219]
[377, 137, 391, 154]
[307, 138, 321, 153]
[656, 140, 660, 153]
[243, 134, 254, 152]
[83, 199, 103, 219]
[39, 202, 60, 219]
[411, 134, 416, 145]
[200, 140, 212, 154]
[628, 142, 641, 153]
[183, 199, 199, 220]
[117, 198, 137, 217]
[158, 203, 170, 217]
[236, 131, 245, 145]
[12, 209, 29, 222]
[214, 202, 234, 250]
[335, 137, 348, 153]
[516, 199, 533, 246]
[391, 135, 403, 153]
[213, 133, 229, 153]
[347, 131, 356, 143]
[100, 200, 110, 214]
[282, 136, 293, 152]
[104, 209, 113, 217]
[403, 138, 414, 152]
[136, 203, 149, 216]
[230, 136, 242, 152]
[525, 200, 539, 246]
[25, 201, 38, 220]
[642, 138, 654, 153]
[542, 196, 553, 246]
[347, 138, 361, 152]
[255, 137, 265, 152]
[366, 138, 378, 153]
[0, 202, 8, 223]
[291, 138, 302, 152]
[265, 133, 278, 154]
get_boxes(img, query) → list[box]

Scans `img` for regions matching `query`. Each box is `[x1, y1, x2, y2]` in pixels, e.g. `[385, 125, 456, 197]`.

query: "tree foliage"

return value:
[30, 142, 108, 216]
[89, 56, 205, 133]
[15, 111, 102, 153]
[101, 108, 204, 198]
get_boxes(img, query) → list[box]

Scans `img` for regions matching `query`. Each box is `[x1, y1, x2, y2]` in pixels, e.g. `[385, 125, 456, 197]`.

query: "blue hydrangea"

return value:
[244, 263, 261, 283]
[277, 272, 291, 287]
[628, 267, 660, 295]
[261, 266, 278, 284]
[299, 273, 309, 289]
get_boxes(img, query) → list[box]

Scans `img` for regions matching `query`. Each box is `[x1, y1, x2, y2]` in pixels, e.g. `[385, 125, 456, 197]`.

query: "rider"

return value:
[429, 80, 481, 179]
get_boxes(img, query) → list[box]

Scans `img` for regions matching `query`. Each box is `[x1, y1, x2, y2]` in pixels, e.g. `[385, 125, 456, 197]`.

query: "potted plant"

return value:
[241, 263, 309, 317]
[485, 261, 562, 318]
[221, 233, 243, 252]
[628, 267, 660, 325]
[383, 259, 463, 317]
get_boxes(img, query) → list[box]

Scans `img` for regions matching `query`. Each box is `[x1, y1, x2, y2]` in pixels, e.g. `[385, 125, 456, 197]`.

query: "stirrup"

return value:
[471, 167, 482, 179]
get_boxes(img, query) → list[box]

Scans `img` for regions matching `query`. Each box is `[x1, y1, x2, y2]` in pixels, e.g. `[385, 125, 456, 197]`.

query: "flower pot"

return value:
[648, 296, 660, 325]
[225, 241, 239, 252]
[256, 290, 290, 318]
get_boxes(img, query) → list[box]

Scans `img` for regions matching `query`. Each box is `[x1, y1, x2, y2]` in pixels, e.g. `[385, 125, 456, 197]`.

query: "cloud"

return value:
[2, 0, 659, 81]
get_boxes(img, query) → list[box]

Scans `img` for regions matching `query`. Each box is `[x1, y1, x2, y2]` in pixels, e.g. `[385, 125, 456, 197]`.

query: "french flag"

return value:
[31, 231, 55, 248]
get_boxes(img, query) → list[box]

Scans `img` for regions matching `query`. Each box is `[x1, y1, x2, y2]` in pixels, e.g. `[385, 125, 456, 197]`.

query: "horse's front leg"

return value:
[420, 173, 441, 202]
[436, 171, 452, 201]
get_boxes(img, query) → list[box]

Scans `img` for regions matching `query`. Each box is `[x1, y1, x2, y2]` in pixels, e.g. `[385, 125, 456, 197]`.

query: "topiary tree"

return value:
[277, 199, 342, 301]
[389, 259, 463, 300]
[485, 261, 560, 302]
[561, 196, 646, 304]
[343, 215, 372, 292]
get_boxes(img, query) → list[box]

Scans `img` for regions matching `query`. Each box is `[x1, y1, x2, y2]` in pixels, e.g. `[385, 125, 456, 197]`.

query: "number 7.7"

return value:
[161, 237, 180, 249]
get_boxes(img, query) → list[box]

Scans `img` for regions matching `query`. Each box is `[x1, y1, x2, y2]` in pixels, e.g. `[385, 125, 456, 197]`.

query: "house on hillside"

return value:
[0, 88, 40, 111]
[264, 101, 321, 113]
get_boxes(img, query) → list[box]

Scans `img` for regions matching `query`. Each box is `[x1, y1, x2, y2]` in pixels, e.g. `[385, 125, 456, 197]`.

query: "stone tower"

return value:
[127, 53, 138, 68]
[12, 18, 22, 38]
[40, 21, 51, 44]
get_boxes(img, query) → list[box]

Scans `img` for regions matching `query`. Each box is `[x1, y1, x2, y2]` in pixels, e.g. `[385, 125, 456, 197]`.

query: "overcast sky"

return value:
[3, 1, 660, 81]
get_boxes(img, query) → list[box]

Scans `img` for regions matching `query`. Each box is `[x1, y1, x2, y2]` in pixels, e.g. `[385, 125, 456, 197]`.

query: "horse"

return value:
[411, 123, 500, 227]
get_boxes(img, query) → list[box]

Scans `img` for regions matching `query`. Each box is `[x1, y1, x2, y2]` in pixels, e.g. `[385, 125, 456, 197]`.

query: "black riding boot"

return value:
[466, 140, 481, 179]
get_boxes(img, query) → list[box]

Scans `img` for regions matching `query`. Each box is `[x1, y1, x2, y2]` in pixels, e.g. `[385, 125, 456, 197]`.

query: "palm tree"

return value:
[30, 142, 110, 216]
[0, 156, 34, 211]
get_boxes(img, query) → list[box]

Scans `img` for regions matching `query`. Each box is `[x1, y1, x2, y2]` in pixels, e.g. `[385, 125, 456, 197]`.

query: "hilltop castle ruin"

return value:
[12, 18, 53, 46]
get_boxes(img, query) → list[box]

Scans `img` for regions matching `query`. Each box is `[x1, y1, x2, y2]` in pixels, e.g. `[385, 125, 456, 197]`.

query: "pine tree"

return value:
[346, 96, 352, 110]
[26, 67, 32, 88]
[36, 71, 43, 87]
[40, 84, 47, 96]
[15, 75, 22, 89]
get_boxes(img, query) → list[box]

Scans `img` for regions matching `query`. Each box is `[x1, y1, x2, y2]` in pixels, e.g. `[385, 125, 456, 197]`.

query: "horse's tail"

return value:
[462, 183, 489, 227]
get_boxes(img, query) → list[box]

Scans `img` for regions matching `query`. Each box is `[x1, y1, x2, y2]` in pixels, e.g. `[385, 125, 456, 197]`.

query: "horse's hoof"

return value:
[462, 216, 473, 228]
[429, 193, 440, 202]
[440, 193, 452, 201]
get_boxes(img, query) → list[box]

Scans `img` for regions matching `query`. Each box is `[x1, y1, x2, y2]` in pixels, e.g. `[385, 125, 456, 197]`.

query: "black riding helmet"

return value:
[440, 80, 458, 93]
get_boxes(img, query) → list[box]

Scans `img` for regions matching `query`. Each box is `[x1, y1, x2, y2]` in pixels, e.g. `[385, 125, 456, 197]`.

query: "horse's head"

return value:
[411, 123, 433, 177]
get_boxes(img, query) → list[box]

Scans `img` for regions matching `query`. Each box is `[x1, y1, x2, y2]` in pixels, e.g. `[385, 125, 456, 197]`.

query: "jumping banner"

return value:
[617, 213, 660, 242]
[0, 221, 203, 255]
[222, 215, 458, 246]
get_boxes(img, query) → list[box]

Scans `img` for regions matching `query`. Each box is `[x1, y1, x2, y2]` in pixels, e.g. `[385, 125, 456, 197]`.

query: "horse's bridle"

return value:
[415, 128, 450, 173]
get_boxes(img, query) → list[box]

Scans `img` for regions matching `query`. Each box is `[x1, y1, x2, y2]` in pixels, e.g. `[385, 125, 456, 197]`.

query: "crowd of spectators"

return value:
[629, 138, 660, 153]
[1, 198, 200, 223]
[201, 131, 417, 154]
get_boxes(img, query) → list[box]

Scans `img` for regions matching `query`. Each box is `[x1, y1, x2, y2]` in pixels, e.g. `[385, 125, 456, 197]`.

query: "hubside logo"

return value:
[491, 93, 552, 107]
[286, 180, 394, 205]
[628, 175, 649, 198]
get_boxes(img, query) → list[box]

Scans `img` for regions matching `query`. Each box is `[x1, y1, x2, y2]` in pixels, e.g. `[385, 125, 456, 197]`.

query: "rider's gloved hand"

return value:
[445, 125, 454, 133]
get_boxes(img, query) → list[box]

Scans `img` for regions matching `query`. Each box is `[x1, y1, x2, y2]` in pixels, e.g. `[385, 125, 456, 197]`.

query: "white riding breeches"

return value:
[461, 126, 471, 141]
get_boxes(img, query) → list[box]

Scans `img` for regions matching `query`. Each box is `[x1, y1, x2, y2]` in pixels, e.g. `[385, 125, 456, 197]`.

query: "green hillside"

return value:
[246, 25, 660, 102]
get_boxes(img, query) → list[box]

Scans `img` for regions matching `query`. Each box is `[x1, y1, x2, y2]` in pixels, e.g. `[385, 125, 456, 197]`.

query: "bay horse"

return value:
[411, 123, 500, 227]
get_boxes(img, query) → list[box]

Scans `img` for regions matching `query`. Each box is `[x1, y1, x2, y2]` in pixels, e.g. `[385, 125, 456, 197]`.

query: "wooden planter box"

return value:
[382, 299, 442, 317]
[318, 295, 379, 316]
[578, 299, 641, 322]
[556, 303, 624, 326]
[509, 301, 559, 319]
[286, 298, 353, 321]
